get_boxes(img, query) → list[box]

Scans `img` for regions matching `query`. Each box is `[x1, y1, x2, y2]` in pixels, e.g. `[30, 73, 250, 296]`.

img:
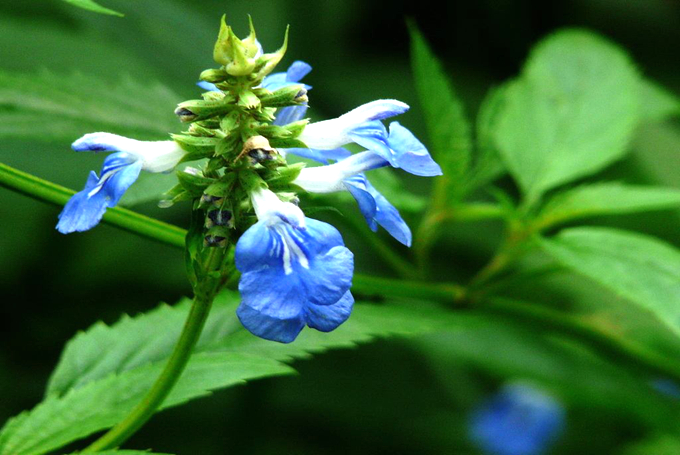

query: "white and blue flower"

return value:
[56, 133, 185, 234]
[291, 149, 413, 246]
[235, 187, 354, 343]
[469, 383, 565, 455]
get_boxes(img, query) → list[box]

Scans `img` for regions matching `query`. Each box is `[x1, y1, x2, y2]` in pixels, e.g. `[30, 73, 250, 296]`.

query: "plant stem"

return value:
[0, 162, 185, 248]
[414, 203, 505, 278]
[353, 274, 465, 302]
[84, 289, 216, 452]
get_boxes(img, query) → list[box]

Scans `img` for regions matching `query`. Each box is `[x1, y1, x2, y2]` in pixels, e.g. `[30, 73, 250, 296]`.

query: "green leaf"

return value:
[622, 435, 680, 455]
[494, 29, 639, 201]
[539, 227, 680, 339]
[536, 182, 680, 229]
[0, 292, 460, 455]
[408, 23, 472, 202]
[0, 71, 180, 142]
[62, 0, 123, 17]
[639, 79, 680, 123]
[466, 84, 507, 191]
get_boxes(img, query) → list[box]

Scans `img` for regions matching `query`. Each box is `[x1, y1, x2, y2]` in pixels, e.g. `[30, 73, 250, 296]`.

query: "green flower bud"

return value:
[259, 84, 306, 108]
[199, 68, 229, 84]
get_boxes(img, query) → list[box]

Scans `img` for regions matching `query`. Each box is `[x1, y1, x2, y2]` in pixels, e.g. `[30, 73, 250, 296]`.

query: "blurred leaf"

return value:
[494, 29, 639, 201]
[67, 452, 171, 455]
[466, 84, 507, 191]
[539, 227, 680, 339]
[0, 292, 461, 455]
[622, 435, 680, 455]
[62, 0, 123, 16]
[640, 79, 680, 123]
[0, 70, 180, 142]
[536, 182, 680, 229]
[417, 310, 679, 429]
[408, 23, 472, 202]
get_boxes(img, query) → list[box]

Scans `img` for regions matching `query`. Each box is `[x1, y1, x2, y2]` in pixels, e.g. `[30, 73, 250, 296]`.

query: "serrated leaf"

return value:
[536, 182, 680, 229]
[539, 227, 680, 340]
[0, 71, 180, 141]
[62, 0, 123, 17]
[639, 79, 680, 123]
[408, 23, 472, 203]
[0, 292, 461, 455]
[494, 29, 639, 201]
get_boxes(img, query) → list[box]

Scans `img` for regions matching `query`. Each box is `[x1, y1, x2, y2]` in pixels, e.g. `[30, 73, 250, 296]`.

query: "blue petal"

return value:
[57, 154, 142, 233]
[343, 175, 378, 231]
[348, 121, 442, 177]
[305, 291, 354, 332]
[197, 81, 219, 92]
[235, 217, 354, 343]
[470, 384, 565, 455]
[387, 122, 442, 177]
[366, 180, 412, 247]
[286, 147, 352, 164]
[236, 302, 305, 343]
[262, 60, 313, 91]
[273, 104, 308, 126]
[342, 175, 411, 246]
[285, 61, 312, 84]
[56, 172, 108, 234]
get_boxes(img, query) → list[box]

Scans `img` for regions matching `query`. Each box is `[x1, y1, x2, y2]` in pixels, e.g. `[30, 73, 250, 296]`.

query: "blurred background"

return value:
[1, 1, 680, 453]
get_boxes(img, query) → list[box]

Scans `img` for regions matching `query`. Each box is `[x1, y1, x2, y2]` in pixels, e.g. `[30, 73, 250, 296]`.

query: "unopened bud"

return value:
[239, 135, 278, 163]
[204, 235, 228, 248]
[205, 209, 233, 228]
[174, 107, 197, 122]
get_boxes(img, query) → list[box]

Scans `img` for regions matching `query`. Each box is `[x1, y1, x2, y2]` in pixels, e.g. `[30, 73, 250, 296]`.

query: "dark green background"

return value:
[1, 1, 680, 453]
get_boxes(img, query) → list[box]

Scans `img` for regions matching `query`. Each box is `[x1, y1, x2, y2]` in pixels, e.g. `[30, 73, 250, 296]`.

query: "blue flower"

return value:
[235, 187, 354, 343]
[292, 150, 412, 246]
[297, 100, 410, 149]
[470, 383, 565, 455]
[349, 121, 442, 177]
[344, 174, 412, 246]
[57, 133, 185, 234]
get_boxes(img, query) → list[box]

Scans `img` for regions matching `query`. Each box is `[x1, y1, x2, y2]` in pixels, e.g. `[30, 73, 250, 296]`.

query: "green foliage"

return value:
[536, 182, 680, 229]
[493, 30, 639, 202]
[466, 84, 507, 191]
[0, 291, 460, 455]
[540, 227, 680, 339]
[639, 79, 680, 122]
[0, 71, 179, 142]
[62, 0, 123, 17]
[408, 23, 472, 203]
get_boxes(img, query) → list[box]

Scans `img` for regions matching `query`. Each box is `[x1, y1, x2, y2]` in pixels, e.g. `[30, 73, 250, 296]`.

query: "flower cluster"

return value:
[57, 17, 441, 343]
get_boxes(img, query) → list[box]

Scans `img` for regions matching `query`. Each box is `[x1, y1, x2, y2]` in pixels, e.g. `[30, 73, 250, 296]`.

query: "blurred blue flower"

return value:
[470, 383, 565, 455]
[57, 133, 185, 234]
[235, 187, 354, 343]
[651, 378, 680, 399]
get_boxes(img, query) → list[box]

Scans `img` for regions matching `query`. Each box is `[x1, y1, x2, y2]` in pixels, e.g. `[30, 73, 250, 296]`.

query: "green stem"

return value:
[84, 289, 216, 452]
[0, 162, 185, 248]
[353, 274, 465, 302]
